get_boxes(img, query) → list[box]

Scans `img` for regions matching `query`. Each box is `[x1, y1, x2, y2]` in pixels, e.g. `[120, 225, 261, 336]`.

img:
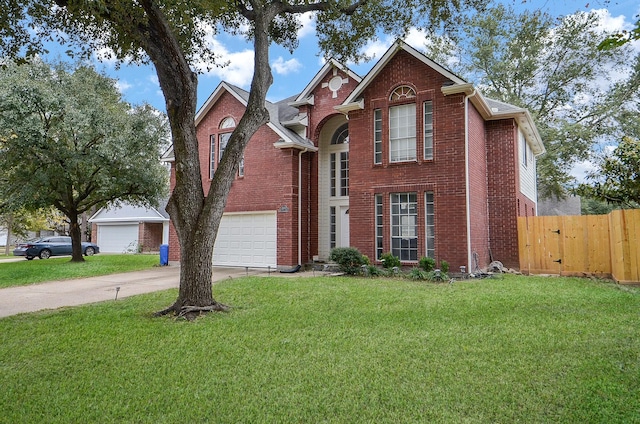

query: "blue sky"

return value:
[45, 0, 639, 112]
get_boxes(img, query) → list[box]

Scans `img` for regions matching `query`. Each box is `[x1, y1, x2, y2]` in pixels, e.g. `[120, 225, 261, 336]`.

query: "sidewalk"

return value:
[0, 264, 283, 318]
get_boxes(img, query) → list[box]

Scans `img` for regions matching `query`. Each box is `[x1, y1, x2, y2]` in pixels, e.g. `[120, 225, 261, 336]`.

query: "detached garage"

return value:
[213, 212, 277, 268]
[89, 203, 169, 253]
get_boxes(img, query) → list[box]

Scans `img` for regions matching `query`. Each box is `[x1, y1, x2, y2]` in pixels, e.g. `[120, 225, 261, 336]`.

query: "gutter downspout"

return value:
[298, 147, 309, 266]
[464, 89, 477, 273]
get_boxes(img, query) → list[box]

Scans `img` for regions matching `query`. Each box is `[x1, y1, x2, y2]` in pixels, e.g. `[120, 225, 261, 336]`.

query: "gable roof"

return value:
[340, 39, 466, 108]
[89, 202, 169, 223]
[162, 82, 318, 162]
[337, 39, 545, 156]
[289, 58, 362, 107]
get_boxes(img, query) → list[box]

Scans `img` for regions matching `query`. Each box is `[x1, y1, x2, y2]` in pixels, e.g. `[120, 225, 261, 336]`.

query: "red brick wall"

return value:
[468, 104, 491, 271]
[486, 119, 521, 269]
[167, 89, 317, 266]
[347, 51, 471, 269]
[138, 223, 163, 252]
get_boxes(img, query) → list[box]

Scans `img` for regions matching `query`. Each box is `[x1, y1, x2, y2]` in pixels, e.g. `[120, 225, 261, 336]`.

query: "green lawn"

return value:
[1, 274, 638, 423]
[0, 254, 160, 288]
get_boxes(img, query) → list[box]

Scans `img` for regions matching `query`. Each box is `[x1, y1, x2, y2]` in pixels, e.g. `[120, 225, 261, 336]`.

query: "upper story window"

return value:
[424, 101, 433, 160]
[521, 132, 529, 167]
[220, 117, 236, 129]
[374, 109, 383, 164]
[210, 116, 236, 179]
[390, 86, 416, 101]
[389, 103, 416, 162]
[374, 86, 435, 165]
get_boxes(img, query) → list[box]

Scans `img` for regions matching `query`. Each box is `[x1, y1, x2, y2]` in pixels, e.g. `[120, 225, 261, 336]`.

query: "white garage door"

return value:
[213, 212, 277, 268]
[97, 224, 139, 253]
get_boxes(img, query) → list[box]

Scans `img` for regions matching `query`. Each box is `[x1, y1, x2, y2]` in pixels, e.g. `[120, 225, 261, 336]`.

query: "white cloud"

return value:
[272, 57, 302, 75]
[297, 12, 316, 38]
[115, 80, 132, 94]
[593, 8, 630, 32]
[194, 31, 255, 87]
[404, 28, 430, 50]
[360, 37, 394, 61]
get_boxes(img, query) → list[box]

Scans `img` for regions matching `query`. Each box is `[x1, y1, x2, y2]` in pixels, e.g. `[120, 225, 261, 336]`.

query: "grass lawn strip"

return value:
[0, 254, 160, 288]
[0, 274, 638, 422]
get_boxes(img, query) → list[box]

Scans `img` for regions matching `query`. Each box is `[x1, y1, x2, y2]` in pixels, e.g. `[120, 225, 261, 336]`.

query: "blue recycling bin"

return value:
[160, 244, 169, 266]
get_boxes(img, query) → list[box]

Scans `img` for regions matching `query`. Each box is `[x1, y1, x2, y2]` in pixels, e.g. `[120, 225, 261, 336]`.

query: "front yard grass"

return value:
[0, 254, 159, 288]
[1, 274, 638, 423]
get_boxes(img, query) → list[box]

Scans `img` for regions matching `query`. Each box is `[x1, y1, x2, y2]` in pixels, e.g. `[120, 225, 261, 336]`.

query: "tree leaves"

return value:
[576, 136, 640, 207]
[0, 59, 168, 217]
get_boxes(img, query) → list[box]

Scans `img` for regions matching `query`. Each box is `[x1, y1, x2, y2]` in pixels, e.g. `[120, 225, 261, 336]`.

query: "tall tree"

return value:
[0, 60, 168, 262]
[575, 136, 640, 207]
[422, 5, 640, 198]
[0, 0, 488, 317]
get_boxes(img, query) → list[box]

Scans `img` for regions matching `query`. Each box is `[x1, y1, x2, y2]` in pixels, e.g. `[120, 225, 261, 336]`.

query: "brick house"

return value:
[164, 40, 544, 271]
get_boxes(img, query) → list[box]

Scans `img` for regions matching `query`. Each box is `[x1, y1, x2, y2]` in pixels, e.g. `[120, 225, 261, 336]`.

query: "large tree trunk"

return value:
[69, 210, 85, 262]
[137, 1, 275, 318]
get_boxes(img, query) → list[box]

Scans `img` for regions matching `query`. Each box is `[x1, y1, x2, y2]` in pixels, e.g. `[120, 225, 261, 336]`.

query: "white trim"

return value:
[341, 40, 465, 107]
[195, 82, 247, 126]
[464, 91, 475, 273]
[442, 84, 545, 156]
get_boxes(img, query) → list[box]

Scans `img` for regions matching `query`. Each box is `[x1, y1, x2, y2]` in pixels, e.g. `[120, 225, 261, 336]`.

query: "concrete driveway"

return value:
[0, 264, 282, 318]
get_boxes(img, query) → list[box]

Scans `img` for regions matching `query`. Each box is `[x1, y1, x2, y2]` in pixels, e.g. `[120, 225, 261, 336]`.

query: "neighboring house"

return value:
[163, 40, 545, 271]
[89, 203, 169, 253]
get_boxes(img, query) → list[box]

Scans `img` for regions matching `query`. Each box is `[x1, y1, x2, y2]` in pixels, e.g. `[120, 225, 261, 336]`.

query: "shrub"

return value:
[380, 252, 401, 269]
[440, 260, 449, 274]
[409, 267, 428, 280]
[366, 264, 384, 277]
[419, 256, 436, 272]
[329, 247, 368, 275]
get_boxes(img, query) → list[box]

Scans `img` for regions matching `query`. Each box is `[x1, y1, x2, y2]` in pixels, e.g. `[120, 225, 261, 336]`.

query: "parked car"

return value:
[13, 236, 100, 260]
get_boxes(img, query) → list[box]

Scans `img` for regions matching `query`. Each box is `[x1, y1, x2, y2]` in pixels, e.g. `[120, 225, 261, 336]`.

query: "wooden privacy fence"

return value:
[518, 209, 640, 284]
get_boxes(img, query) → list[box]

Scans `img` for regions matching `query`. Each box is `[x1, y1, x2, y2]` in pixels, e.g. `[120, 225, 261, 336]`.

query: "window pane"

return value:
[332, 124, 349, 145]
[210, 134, 216, 179]
[424, 101, 433, 160]
[374, 109, 382, 164]
[425, 192, 435, 258]
[219, 133, 231, 162]
[330, 153, 336, 197]
[340, 152, 349, 196]
[390, 192, 418, 261]
[220, 117, 235, 129]
[330, 207, 336, 249]
[389, 104, 416, 162]
[375, 195, 383, 260]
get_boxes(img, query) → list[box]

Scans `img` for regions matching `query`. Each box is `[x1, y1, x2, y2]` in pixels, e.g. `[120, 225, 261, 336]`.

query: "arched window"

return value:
[210, 117, 241, 179]
[389, 85, 416, 101]
[219, 117, 236, 129]
[331, 124, 349, 145]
